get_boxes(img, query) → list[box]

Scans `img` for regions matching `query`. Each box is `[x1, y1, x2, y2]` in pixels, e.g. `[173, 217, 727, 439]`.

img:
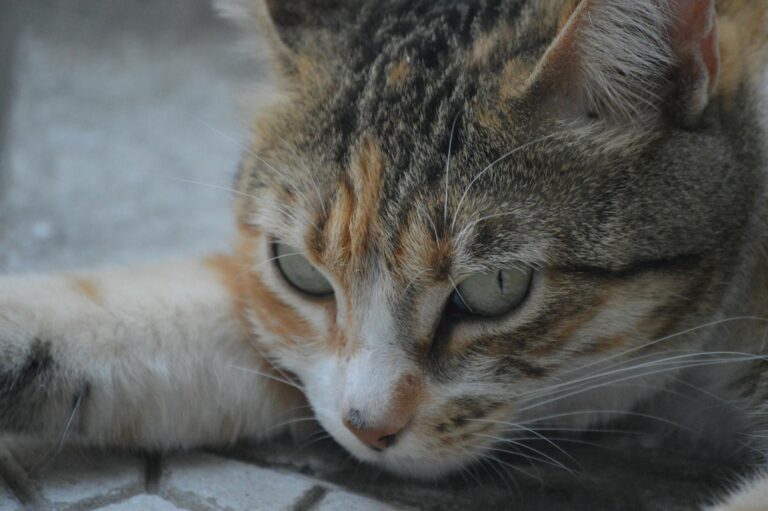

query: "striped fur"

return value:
[0, 0, 766, 507]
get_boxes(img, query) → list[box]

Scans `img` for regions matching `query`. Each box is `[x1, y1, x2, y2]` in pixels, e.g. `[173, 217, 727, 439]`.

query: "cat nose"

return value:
[343, 408, 408, 451]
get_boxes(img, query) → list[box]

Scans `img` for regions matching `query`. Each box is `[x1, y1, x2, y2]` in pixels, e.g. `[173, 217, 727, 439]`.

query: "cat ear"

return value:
[215, 0, 349, 54]
[527, 0, 719, 127]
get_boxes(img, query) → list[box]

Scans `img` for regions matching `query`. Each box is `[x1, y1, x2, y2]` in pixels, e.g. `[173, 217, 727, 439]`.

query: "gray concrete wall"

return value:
[0, 0, 20, 199]
[1, 0, 263, 272]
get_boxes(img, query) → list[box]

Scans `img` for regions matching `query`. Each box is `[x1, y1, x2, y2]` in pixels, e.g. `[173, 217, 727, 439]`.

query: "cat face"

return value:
[221, 0, 764, 477]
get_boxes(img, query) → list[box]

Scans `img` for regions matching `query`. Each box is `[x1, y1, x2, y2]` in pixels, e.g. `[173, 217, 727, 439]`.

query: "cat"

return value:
[1, 0, 766, 509]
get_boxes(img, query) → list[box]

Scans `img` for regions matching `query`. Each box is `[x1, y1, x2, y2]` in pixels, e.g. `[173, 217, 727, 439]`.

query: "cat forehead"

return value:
[281, 2, 549, 168]
[236, 0, 757, 275]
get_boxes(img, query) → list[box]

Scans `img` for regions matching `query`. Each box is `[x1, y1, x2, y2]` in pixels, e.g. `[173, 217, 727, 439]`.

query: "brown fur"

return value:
[215, 0, 768, 488]
[70, 277, 102, 304]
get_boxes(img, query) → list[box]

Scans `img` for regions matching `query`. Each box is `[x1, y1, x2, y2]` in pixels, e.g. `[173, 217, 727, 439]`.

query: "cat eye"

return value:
[450, 268, 533, 317]
[273, 243, 334, 297]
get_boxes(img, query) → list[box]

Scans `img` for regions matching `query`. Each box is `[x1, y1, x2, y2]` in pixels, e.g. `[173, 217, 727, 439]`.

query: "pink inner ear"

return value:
[669, 0, 720, 95]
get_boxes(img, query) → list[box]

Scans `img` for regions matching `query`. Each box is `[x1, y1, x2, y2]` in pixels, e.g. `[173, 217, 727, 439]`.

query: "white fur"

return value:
[576, 0, 675, 122]
[0, 260, 306, 449]
[706, 473, 768, 511]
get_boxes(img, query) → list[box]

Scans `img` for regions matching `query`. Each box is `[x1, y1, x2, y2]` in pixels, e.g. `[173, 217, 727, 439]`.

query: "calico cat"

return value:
[1, 0, 767, 509]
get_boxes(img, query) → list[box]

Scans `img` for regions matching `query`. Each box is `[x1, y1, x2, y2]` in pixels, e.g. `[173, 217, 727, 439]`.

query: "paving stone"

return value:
[318, 491, 408, 511]
[8, 442, 143, 509]
[0, 481, 22, 511]
[164, 453, 317, 511]
[2, 0, 252, 273]
[94, 494, 185, 511]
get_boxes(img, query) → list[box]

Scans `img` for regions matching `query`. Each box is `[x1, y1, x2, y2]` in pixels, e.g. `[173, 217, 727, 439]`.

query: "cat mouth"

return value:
[321, 419, 487, 479]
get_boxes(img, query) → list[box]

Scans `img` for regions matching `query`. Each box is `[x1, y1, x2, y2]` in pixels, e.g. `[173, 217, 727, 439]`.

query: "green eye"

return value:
[450, 268, 533, 317]
[274, 243, 334, 297]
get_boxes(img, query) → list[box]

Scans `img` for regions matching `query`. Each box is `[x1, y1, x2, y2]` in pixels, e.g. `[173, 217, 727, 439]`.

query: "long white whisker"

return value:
[159, 176, 260, 201]
[229, 364, 304, 392]
[451, 134, 557, 231]
[470, 419, 579, 466]
[444, 111, 461, 225]
[518, 353, 763, 413]
[475, 434, 575, 474]
[517, 409, 700, 435]
[267, 416, 319, 433]
[557, 316, 768, 378]
[195, 117, 287, 179]
[517, 351, 765, 408]
[279, 139, 327, 214]
[448, 275, 473, 314]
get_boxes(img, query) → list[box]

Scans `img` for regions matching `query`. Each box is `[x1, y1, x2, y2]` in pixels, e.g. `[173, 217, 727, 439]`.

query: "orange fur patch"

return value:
[205, 253, 251, 333]
[71, 277, 101, 304]
[387, 59, 410, 88]
[717, 3, 768, 102]
[323, 177, 356, 270]
[318, 136, 385, 275]
[499, 58, 533, 99]
[469, 26, 514, 67]
[386, 373, 424, 426]
[233, 227, 319, 346]
[350, 136, 385, 260]
[577, 333, 627, 355]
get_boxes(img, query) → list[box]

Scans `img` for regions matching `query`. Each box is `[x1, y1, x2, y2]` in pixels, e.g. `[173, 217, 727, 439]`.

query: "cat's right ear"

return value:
[214, 0, 351, 75]
[525, 0, 720, 128]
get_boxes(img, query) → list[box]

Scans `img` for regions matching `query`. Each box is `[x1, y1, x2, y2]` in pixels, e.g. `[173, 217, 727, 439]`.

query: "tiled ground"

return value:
[0, 1, 755, 510]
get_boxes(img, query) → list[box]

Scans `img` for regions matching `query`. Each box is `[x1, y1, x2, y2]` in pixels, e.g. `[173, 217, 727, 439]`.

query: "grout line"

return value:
[289, 485, 328, 511]
[0, 442, 46, 509]
[144, 452, 163, 494]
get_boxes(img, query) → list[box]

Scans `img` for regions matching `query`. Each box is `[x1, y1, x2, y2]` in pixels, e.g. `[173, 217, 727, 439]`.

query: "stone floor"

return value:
[0, 1, 754, 510]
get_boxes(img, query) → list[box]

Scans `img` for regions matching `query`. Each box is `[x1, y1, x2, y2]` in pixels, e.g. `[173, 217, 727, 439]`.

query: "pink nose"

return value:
[343, 409, 408, 451]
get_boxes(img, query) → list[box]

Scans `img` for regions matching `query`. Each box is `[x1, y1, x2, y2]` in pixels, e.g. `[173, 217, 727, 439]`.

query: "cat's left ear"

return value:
[214, 0, 352, 74]
[526, 0, 719, 127]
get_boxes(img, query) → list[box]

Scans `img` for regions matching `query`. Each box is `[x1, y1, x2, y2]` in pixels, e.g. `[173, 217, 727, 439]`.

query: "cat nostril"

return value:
[343, 410, 407, 451]
[378, 433, 398, 449]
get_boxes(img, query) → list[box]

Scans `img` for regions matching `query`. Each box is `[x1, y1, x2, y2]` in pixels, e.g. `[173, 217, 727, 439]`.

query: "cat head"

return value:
[218, 0, 765, 477]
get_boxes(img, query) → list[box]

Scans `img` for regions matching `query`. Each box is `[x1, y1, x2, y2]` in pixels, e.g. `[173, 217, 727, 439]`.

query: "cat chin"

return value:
[369, 455, 469, 480]
[333, 434, 472, 480]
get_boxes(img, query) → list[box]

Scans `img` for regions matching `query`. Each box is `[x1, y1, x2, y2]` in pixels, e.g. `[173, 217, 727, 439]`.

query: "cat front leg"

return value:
[0, 257, 307, 450]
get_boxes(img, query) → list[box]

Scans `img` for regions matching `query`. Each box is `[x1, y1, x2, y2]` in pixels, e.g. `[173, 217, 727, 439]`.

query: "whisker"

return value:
[159, 175, 260, 202]
[279, 139, 327, 215]
[242, 252, 303, 277]
[419, 203, 441, 246]
[557, 316, 768, 379]
[448, 275, 473, 314]
[293, 432, 333, 454]
[267, 416, 319, 434]
[403, 268, 430, 294]
[31, 385, 87, 474]
[517, 352, 764, 413]
[194, 117, 288, 179]
[451, 134, 557, 231]
[242, 341, 303, 393]
[517, 410, 700, 435]
[443, 111, 462, 226]
[475, 433, 576, 474]
[515, 346, 766, 403]
[229, 364, 305, 392]
[474, 452, 519, 496]
[470, 419, 579, 466]
[475, 449, 546, 486]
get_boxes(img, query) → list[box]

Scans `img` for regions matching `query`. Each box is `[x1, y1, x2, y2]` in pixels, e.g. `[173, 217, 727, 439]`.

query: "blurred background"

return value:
[0, 0, 265, 273]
